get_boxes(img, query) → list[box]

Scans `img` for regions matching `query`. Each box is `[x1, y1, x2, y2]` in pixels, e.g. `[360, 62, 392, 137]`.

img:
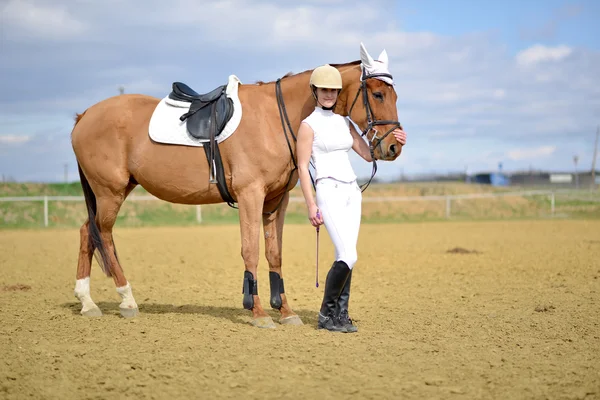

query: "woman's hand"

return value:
[308, 204, 323, 227]
[393, 128, 407, 146]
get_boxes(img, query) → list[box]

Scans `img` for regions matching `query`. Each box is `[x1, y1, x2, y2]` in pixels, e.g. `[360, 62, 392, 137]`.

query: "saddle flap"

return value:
[185, 94, 234, 140]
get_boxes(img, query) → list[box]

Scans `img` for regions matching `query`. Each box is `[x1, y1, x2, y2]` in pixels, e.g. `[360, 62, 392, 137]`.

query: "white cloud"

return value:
[0, 0, 597, 181]
[0, 135, 32, 145]
[492, 89, 506, 99]
[507, 146, 557, 161]
[1, 0, 87, 39]
[516, 45, 572, 66]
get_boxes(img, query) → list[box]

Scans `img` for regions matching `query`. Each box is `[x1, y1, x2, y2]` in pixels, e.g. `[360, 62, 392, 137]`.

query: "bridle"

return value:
[348, 69, 402, 150]
[347, 68, 403, 191]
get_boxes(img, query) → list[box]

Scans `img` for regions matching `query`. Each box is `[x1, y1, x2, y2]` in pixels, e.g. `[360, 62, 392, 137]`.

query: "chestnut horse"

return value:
[71, 43, 403, 328]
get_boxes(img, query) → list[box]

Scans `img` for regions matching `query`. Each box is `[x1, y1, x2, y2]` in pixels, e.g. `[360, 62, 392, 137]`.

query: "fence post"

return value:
[196, 205, 202, 223]
[445, 196, 451, 219]
[550, 192, 555, 217]
[43, 196, 48, 227]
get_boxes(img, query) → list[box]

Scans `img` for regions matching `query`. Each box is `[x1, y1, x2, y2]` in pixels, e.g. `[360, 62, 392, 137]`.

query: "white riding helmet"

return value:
[310, 64, 342, 89]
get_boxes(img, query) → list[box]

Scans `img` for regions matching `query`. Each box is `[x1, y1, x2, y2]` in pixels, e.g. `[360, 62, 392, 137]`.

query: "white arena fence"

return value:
[2, 189, 597, 227]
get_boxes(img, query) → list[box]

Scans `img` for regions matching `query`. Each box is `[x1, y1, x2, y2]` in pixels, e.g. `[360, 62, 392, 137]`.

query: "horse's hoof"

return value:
[119, 307, 139, 318]
[280, 315, 303, 326]
[81, 306, 102, 317]
[251, 317, 276, 329]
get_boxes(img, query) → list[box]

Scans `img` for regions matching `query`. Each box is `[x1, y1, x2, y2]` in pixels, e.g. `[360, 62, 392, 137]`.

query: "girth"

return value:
[202, 138, 236, 207]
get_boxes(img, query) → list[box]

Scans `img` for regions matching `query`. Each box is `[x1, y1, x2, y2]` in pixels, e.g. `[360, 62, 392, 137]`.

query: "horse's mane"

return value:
[254, 60, 361, 85]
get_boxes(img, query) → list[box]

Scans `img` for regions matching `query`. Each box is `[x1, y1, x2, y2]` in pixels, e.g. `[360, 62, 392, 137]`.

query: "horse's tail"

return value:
[74, 112, 113, 278]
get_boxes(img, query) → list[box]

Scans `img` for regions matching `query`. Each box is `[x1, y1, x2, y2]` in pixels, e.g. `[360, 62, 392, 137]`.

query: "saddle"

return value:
[169, 82, 234, 141]
[168, 81, 236, 206]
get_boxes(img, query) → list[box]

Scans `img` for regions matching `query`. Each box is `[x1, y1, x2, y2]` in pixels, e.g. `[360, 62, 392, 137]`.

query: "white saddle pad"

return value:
[148, 75, 242, 146]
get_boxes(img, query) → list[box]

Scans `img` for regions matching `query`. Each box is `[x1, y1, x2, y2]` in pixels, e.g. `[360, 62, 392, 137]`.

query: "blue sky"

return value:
[400, 0, 599, 51]
[0, 0, 598, 183]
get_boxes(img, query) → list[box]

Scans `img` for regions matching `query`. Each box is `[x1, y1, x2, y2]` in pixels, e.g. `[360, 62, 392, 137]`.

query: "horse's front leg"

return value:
[238, 187, 276, 329]
[262, 191, 303, 325]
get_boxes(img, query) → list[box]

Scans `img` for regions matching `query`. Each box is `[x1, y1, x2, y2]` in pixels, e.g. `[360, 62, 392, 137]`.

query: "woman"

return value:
[297, 64, 407, 333]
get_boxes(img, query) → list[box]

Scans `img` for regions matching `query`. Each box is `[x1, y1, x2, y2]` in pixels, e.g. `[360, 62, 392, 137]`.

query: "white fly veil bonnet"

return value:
[359, 42, 393, 86]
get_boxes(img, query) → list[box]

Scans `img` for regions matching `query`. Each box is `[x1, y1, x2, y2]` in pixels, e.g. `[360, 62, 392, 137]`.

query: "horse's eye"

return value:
[373, 92, 384, 102]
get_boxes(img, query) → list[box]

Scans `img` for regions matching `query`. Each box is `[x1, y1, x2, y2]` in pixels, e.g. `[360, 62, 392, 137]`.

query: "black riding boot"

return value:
[318, 261, 351, 332]
[335, 269, 358, 333]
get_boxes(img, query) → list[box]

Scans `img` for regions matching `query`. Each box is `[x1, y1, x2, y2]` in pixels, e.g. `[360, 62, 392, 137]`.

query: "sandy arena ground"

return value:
[1, 220, 599, 400]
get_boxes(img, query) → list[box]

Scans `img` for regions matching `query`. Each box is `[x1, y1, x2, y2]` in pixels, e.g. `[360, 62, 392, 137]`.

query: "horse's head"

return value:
[340, 43, 403, 161]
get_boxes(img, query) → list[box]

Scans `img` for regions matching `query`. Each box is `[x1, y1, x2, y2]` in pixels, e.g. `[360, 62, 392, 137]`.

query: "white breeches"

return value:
[316, 178, 362, 269]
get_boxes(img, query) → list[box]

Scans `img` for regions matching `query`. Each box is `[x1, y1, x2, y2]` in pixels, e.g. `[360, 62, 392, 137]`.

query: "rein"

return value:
[262, 78, 299, 216]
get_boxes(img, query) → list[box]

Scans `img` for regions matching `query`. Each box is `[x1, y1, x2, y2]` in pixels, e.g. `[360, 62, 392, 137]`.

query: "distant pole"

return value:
[196, 205, 202, 223]
[591, 126, 599, 190]
[44, 196, 48, 227]
[64, 163, 68, 183]
[574, 155, 579, 189]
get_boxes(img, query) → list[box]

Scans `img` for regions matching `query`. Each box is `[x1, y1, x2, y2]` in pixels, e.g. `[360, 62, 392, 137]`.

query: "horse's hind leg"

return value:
[96, 183, 139, 318]
[262, 191, 303, 325]
[74, 220, 102, 317]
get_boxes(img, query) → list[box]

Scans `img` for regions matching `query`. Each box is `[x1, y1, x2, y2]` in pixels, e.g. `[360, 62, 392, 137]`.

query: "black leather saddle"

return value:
[168, 82, 234, 141]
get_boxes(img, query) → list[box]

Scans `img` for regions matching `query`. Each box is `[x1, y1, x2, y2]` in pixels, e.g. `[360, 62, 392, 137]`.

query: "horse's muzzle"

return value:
[378, 142, 401, 160]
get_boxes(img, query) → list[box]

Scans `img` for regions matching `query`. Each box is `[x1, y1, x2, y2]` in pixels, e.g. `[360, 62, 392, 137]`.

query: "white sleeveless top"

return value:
[302, 107, 357, 183]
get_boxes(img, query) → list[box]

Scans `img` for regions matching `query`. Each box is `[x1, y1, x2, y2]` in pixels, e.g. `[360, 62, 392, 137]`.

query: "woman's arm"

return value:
[297, 122, 323, 227]
[349, 123, 373, 162]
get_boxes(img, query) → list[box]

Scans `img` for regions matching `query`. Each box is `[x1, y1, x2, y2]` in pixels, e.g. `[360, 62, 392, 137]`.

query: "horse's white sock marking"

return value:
[74, 277, 98, 312]
[116, 282, 138, 309]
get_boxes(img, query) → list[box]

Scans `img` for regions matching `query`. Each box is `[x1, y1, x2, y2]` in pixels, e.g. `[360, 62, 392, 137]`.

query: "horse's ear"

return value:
[377, 49, 389, 66]
[360, 42, 375, 68]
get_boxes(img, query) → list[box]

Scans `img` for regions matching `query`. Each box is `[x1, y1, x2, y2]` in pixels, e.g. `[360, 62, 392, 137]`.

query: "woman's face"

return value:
[316, 87, 339, 109]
